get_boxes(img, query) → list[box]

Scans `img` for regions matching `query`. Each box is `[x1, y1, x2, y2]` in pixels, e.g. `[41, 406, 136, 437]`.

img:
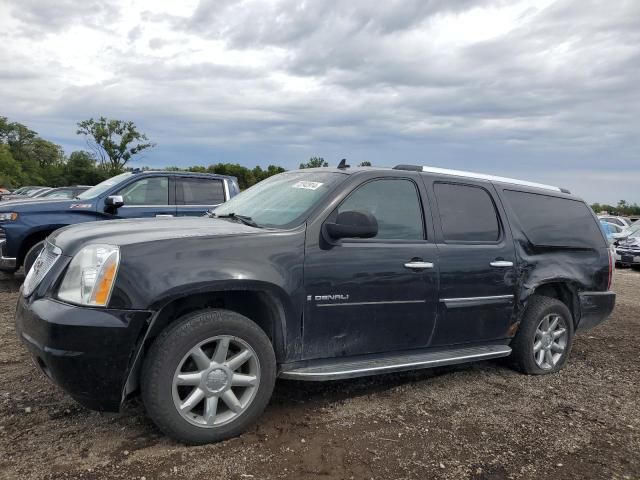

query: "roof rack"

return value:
[393, 164, 568, 193]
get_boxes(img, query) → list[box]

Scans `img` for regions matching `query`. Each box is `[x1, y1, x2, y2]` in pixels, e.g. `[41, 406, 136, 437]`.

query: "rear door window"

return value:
[502, 190, 605, 248]
[433, 182, 500, 242]
[176, 178, 225, 205]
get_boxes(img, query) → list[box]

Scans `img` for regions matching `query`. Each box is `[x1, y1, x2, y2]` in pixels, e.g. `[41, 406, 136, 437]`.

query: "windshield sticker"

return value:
[292, 181, 323, 190]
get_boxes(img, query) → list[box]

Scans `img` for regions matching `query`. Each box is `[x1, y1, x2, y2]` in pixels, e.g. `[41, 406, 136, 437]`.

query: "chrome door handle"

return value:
[490, 260, 513, 267]
[404, 261, 434, 270]
[155, 214, 174, 218]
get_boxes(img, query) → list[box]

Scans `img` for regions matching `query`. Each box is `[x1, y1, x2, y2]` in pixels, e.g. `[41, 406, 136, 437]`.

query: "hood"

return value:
[50, 216, 268, 254]
[0, 198, 83, 212]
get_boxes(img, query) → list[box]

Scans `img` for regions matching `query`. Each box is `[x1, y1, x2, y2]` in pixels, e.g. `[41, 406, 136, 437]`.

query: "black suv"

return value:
[15, 164, 615, 444]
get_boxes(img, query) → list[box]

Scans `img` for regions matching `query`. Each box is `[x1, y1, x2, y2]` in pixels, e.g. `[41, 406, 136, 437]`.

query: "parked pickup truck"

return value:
[0, 170, 239, 274]
[15, 164, 615, 445]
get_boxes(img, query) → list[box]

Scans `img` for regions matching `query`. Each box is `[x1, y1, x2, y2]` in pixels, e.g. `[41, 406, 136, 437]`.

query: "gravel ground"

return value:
[0, 269, 638, 480]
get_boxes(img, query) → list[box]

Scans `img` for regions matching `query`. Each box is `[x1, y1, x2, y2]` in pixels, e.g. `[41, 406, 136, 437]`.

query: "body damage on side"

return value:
[494, 186, 614, 335]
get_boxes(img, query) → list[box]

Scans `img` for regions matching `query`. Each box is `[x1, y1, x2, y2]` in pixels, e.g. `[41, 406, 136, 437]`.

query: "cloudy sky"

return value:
[1, 0, 638, 203]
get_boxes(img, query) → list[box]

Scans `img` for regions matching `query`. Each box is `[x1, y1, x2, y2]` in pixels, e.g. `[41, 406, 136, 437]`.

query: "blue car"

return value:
[0, 170, 239, 274]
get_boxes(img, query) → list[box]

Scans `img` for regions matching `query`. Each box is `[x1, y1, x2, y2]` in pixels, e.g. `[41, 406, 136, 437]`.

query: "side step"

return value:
[279, 345, 512, 381]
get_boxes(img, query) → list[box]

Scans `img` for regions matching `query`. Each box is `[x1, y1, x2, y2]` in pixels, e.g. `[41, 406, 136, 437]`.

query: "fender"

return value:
[121, 281, 295, 403]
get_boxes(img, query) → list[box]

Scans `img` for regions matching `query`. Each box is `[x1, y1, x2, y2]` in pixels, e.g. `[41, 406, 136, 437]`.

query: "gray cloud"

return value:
[7, 0, 120, 35]
[0, 0, 638, 203]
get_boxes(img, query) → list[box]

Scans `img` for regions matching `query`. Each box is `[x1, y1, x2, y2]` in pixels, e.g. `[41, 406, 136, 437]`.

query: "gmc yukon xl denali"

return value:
[15, 164, 615, 444]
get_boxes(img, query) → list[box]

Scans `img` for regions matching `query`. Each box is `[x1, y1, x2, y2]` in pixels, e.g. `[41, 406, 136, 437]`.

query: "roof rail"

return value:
[393, 164, 567, 193]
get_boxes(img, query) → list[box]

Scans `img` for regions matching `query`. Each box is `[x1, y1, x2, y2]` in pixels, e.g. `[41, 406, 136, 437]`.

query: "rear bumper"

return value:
[577, 291, 616, 330]
[15, 294, 152, 411]
[0, 238, 16, 269]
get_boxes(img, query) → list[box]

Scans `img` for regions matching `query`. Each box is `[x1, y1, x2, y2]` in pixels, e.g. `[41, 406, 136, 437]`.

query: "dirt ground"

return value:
[0, 270, 638, 480]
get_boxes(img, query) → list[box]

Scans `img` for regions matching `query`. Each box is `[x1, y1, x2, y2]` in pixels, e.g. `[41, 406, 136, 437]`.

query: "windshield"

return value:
[213, 171, 347, 228]
[77, 173, 133, 199]
[26, 188, 48, 197]
[623, 220, 640, 236]
[41, 189, 73, 199]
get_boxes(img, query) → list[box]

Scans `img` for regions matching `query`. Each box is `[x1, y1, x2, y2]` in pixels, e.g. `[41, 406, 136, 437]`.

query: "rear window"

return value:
[176, 177, 225, 205]
[502, 190, 605, 249]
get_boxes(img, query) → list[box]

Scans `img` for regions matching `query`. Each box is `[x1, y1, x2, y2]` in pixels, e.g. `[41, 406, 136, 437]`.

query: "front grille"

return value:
[22, 242, 61, 296]
[0, 227, 6, 239]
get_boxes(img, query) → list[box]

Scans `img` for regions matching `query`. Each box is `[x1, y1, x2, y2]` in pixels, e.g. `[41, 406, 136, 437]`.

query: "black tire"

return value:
[141, 309, 276, 445]
[510, 295, 575, 375]
[23, 240, 45, 274]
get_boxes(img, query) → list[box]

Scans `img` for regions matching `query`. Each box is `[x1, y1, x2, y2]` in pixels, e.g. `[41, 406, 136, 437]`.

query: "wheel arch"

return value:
[527, 280, 580, 327]
[123, 285, 291, 401]
[18, 228, 58, 266]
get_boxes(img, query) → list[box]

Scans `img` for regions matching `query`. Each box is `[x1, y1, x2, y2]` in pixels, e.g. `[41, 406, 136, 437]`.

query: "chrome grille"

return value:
[23, 242, 61, 296]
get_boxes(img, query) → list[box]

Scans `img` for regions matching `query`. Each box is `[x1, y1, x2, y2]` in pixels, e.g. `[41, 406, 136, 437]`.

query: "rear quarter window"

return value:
[502, 190, 605, 249]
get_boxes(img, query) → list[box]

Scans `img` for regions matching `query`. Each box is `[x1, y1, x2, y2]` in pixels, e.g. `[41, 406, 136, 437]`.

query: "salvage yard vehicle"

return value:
[15, 164, 615, 444]
[0, 170, 239, 274]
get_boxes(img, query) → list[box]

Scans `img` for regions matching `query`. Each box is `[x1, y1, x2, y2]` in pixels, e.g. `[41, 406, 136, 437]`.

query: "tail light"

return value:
[607, 247, 614, 290]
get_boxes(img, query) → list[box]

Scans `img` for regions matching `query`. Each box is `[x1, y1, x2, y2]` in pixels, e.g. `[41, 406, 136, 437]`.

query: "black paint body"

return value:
[15, 167, 616, 411]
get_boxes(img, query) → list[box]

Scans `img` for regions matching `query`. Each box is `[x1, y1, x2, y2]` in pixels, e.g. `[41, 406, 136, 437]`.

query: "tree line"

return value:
[10, 115, 633, 212]
[1, 116, 365, 191]
[591, 201, 640, 217]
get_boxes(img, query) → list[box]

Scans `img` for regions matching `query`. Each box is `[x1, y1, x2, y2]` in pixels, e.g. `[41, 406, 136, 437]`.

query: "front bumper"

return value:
[15, 294, 152, 411]
[0, 238, 16, 269]
[577, 291, 616, 330]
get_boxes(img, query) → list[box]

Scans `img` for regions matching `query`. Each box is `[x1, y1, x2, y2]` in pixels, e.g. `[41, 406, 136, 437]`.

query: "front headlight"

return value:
[0, 212, 18, 221]
[58, 244, 120, 306]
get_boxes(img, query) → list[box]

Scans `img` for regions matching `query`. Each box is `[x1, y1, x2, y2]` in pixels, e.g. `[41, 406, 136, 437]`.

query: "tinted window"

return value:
[434, 183, 500, 242]
[338, 179, 424, 240]
[117, 177, 169, 205]
[503, 190, 606, 248]
[177, 178, 225, 205]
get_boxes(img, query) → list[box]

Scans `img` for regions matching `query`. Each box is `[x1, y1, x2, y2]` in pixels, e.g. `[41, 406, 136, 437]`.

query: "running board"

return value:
[279, 345, 512, 381]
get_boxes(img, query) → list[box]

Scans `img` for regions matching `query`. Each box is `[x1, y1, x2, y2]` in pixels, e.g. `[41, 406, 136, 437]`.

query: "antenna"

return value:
[337, 158, 350, 169]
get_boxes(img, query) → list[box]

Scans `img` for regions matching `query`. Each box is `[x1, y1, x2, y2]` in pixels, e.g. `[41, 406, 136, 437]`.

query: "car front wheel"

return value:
[141, 309, 276, 444]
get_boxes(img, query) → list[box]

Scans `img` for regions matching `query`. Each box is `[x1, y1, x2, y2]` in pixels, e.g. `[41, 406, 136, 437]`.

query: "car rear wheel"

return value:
[23, 240, 45, 275]
[141, 309, 276, 445]
[510, 295, 574, 375]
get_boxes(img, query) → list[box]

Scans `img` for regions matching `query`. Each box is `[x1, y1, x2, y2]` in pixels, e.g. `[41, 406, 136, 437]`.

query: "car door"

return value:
[302, 175, 439, 360]
[175, 177, 227, 216]
[424, 177, 517, 346]
[112, 175, 175, 219]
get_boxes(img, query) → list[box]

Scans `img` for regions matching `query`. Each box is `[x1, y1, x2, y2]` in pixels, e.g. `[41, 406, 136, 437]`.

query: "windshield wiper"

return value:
[211, 212, 261, 228]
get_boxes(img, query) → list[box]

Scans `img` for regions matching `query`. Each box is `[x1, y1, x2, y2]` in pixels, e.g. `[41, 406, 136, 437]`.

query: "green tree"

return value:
[358, 161, 372, 167]
[30, 138, 65, 168]
[207, 163, 256, 189]
[299, 157, 328, 169]
[76, 117, 155, 175]
[64, 151, 108, 185]
[252, 164, 285, 183]
[0, 144, 23, 188]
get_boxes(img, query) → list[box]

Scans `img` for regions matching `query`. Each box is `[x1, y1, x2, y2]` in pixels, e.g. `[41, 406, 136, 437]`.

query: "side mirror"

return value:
[105, 195, 124, 209]
[325, 210, 378, 240]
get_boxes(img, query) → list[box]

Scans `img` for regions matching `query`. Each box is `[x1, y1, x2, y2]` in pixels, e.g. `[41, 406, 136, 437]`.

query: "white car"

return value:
[598, 215, 633, 229]
[613, 221, 640, 266]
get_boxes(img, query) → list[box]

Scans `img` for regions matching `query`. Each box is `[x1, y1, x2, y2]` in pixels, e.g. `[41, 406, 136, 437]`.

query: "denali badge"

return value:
[307, 294, 350, 302]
